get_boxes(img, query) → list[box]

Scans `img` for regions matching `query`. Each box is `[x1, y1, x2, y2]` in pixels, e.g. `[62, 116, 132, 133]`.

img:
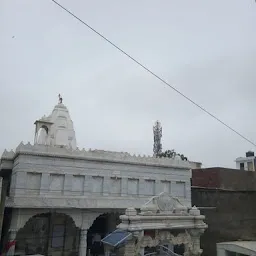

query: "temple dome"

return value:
[34, 97, 77, 150]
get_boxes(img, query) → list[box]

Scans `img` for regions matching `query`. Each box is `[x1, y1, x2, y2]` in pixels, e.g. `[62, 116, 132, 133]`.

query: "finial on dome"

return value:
[58, 94, 63, 104]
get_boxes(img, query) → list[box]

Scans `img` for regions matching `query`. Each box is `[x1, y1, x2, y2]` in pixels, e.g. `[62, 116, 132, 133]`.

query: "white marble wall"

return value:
[8, 154, 192, 209]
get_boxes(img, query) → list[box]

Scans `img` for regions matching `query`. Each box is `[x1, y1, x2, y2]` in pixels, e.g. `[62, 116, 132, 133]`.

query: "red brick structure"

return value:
[191, 168, 256, 256]
[192, 167, 256, 190]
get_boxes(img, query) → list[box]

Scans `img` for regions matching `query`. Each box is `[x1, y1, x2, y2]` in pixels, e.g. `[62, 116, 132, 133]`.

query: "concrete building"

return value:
[192, 168, 256, 256]
[0, 98, 201, 256]
[217, 241, 256, 256]
[235, 151, 256, 171]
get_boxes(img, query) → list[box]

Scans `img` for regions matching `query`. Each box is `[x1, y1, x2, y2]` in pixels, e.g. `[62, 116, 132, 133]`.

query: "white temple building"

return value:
[0, 97, 204, 256]
[34, 95, 77, 149]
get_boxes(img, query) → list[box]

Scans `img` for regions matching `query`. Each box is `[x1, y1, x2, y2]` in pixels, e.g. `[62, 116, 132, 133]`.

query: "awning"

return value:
[101, 229, 132, 247]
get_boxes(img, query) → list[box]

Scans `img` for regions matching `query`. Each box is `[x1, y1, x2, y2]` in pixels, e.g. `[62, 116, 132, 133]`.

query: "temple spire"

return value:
[58, 94, 63, 104]
[34, 96, 77, 149]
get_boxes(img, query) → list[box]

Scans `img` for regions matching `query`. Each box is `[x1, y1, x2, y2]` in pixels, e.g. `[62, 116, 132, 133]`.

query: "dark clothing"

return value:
[92, 241, 101, 256]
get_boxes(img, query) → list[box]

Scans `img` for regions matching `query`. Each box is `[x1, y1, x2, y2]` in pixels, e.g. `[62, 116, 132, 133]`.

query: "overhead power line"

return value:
[51, 0, 256, 147]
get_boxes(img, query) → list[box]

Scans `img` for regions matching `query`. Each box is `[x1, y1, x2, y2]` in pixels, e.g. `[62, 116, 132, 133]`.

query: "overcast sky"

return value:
[1, 0, 256, 168]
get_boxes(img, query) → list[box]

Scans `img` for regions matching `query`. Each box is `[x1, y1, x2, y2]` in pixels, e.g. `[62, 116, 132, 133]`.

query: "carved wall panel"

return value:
[72, 175, 85, 196]
[161, 181, 171, 193]
[145, 180, 155, 196]
[27, 173, 41, 195]
[140, 231, 192, 248]
[127, 179, 139, 195]
[49, 174, 64, 195]
[91, 176, 103, 195]
[110, 177, 121, 196]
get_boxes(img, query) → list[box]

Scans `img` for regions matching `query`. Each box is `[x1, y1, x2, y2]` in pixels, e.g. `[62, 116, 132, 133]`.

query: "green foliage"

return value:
[157, 149, 188, 161]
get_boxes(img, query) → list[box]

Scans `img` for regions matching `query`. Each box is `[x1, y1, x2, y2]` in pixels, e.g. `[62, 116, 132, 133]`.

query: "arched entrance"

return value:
[15, 212, 80, 256]
[87, 213, 120, 256]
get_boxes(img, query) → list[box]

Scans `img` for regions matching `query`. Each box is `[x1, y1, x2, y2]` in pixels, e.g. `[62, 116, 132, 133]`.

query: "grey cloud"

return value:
[1, 0, 256, 168]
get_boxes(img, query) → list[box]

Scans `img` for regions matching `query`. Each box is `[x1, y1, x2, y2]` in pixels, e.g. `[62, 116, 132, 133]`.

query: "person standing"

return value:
[92, 233, 101, 256]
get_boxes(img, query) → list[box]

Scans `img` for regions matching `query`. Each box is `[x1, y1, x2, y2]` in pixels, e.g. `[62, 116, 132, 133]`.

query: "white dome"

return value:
[35, 102, 77, 150]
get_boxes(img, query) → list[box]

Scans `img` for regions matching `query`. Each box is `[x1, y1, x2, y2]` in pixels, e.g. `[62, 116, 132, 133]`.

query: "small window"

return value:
[240, 163, 245, 170]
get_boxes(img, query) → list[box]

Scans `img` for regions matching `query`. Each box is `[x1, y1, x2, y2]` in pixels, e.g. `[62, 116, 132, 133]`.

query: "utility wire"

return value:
[51, 0, 256, 147]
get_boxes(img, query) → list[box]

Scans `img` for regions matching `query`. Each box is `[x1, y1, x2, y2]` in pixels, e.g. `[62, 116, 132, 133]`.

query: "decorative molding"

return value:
[141, 192, 188, 214]
[15, 209, 82, 230]
[82, 211, 123, 230]
[81, 212, 102, 230]
[15, 209, 46, 230]
[139, 231, 192, 248]
[1, 143, 200, 170]
[12, 209, 123, 232]
[5, 195, 191, 212]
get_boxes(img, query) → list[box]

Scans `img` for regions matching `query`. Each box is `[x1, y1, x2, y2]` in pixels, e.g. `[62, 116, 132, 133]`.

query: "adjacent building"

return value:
[192, 167, 256, 256]
[0, 98, 201, 256]
[235, 151, 256, 171]
[217, 241, 256, 256]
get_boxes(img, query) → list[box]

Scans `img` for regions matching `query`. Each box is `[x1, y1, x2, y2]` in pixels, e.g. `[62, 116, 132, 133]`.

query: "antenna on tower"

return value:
[58, 94, 63, 104]
[153, 120, 162, 157]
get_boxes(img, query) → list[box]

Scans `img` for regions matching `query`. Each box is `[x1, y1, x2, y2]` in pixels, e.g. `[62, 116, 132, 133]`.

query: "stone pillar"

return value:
[124, 239, 136, 256]
[0, 178, 9, 237]
[79, 229, 88, 256]
[187, 229, 204, 256]
[6, 229, 17, 256]
[40, 173, 50, 195]
[103, 177, 110, 196]
[121, 178, 128, 197]
[137, 230, 144, 256]
[187, 206, 207, 256]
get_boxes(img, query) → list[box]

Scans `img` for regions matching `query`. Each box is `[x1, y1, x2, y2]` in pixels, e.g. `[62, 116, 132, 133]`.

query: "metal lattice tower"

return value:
[153, 120, 162, 157]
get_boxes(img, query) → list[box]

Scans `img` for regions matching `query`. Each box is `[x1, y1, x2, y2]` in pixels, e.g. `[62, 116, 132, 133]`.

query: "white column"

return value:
[79, 229, 88, 256]
[121, 178, 128, 196]
[139, 230, 144, 256]
[103, 177, 110, 196]
[40, 173, 50, 195]
[0, 178, 8, 237]
[6, 229, 18, 256]
[124, 239, 136, 256]
[188, 229, 204, 256]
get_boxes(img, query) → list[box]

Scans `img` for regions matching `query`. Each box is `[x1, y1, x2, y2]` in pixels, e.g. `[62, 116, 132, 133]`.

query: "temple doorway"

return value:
[87, 213, 120, 256]
[15, 212, 80, 256]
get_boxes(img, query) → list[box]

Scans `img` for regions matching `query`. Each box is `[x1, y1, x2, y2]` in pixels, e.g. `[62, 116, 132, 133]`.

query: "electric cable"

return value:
[50, 0, 256, 147]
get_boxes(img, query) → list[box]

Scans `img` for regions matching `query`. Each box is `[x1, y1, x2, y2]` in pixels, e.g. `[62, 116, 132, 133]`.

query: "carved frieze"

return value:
[140, 192, 188, 215]
[139, 231, 192, 248]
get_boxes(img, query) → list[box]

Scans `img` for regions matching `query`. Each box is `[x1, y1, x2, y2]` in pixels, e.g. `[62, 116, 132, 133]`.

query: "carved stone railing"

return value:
[118, 193, 207, 256]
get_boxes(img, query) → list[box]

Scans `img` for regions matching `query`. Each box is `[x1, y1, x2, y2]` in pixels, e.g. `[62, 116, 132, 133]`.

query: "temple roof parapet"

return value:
[1, 142, 200, 169]
[1, 149, 15, 160]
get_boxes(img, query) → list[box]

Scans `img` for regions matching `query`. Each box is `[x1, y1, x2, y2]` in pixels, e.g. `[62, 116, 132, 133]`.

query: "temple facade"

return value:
[0, 98, 202, 256]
